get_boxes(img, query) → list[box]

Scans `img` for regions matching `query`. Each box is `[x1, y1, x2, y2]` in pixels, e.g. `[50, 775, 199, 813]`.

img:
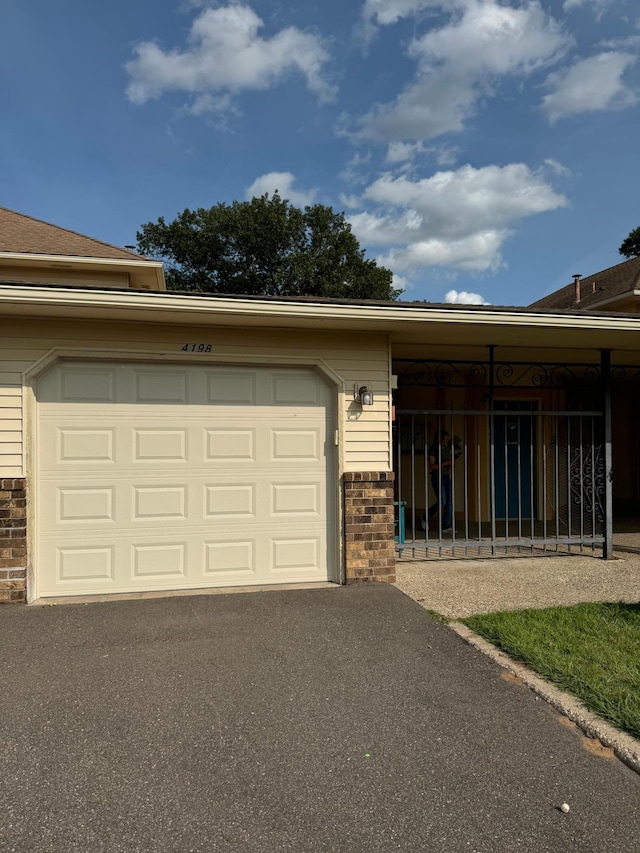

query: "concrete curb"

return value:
[448, 620, 640, 776]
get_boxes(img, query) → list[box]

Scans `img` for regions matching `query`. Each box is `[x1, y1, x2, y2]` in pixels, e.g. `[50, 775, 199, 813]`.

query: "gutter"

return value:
[0, 251, 161, 269]
[3, 282, 640, 333]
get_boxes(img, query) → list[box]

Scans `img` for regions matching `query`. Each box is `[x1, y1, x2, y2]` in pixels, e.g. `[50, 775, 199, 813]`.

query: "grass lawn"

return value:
[463, 602, 640, 740]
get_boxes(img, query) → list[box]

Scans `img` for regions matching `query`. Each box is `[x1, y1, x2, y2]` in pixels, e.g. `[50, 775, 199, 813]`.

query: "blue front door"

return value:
[494, 403, 536, 519]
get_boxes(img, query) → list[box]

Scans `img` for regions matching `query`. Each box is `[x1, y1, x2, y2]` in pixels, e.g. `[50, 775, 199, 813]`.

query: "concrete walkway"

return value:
[3, 585, 640, 852]
[395, 550, 640, 618]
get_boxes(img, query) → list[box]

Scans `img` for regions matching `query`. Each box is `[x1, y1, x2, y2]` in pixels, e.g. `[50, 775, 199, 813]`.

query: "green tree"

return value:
[619, 226, 640, 259]
[137, 194, 400, 300]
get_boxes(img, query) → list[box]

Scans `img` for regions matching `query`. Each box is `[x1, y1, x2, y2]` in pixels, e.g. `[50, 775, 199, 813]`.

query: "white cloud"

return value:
[339, 151, 372, 186]
[385, 141, 426, 163]
[433, 144, 460, 167]
[338, 193, 362, 209]
[347, 162, 568, 275]
[409, 1, 569, 77]
[182, 93, 235, 116]
[563, 0, 615, 17]
[357, 0, 456, 43]
[125, 4, 334, 110]
[356, 0, 572, 143]
[361, 0, 450, 27]
[359, 71, 474, 142]
[375, 231, 508, 273]
[384, 141, 460, 166]
[445, 289, 490, 304]
[245, 172, 316, 206]
[542, 52, 638, 122]
[600, 36, 640, 51]
[543, 158, 571, 177]
[392, 273, 411, 292]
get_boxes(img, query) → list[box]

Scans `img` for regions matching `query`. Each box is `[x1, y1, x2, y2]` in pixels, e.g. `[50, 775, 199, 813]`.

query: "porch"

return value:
[391, 343, 640, 560]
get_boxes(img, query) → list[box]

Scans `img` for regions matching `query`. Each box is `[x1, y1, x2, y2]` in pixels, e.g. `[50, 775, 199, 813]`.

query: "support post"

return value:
[601, 349, 614, 559]
[488, 345, 497, 555]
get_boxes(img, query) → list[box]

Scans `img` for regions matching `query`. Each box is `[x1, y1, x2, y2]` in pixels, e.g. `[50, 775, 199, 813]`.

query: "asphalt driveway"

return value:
[2, 584, 640, 852]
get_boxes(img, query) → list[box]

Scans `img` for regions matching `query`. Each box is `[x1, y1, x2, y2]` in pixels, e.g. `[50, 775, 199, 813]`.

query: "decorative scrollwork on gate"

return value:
[397, 359, 601, 389]
[611, 365, 640, 386]
[397, 360, 488, 387]
[569, 444, 605, 531]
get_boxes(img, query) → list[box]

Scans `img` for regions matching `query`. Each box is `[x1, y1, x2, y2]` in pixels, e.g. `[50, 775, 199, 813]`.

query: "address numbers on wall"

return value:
[181, 343, 212, 352]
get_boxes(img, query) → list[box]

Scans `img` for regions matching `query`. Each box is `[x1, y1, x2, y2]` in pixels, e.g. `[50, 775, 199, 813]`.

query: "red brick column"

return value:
[343, 472, 396, 583]
[0, 478, 27, 603]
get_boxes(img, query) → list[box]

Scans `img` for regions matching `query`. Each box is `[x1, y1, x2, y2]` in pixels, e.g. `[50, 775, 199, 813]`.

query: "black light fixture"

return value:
[354, 384, 374, 406]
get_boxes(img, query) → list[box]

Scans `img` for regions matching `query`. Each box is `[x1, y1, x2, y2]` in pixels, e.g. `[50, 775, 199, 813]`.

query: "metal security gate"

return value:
[393, 351, 611, 557]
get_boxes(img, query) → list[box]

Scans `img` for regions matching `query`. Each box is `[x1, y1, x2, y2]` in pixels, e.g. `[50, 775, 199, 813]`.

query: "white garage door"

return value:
[36, 362, 335, 598]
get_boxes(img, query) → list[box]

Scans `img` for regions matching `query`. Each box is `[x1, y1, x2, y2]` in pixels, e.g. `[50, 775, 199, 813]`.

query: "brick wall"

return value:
[0, 478, 27, 603]
[343, 472, 396, 583]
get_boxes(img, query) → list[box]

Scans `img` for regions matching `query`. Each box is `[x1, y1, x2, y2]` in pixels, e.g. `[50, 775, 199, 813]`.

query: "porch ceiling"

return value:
[390, 323, 640, 361]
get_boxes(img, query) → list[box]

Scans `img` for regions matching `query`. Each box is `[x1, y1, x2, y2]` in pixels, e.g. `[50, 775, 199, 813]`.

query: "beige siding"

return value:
[0, 385, 22, 475]
[0, 266, 131, 289]
[0, 318, 391, 476]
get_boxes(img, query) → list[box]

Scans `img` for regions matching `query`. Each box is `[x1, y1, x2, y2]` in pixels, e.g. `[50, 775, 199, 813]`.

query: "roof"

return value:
[0, 206, 149, 262]
[529, 256, 640, 311]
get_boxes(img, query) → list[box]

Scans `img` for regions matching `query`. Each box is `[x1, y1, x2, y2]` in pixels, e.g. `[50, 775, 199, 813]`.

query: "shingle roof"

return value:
[0, 206, 150, 261]
[529, 256, 640, 311]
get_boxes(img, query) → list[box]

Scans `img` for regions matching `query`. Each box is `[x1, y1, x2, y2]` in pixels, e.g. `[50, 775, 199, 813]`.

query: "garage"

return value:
[35, 361, 336, 598]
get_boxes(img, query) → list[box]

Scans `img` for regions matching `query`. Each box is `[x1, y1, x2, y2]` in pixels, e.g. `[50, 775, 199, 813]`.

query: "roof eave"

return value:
[0, 251, 166, 291]
[2, 281, 640, 327]
[578, 290, 640, 311]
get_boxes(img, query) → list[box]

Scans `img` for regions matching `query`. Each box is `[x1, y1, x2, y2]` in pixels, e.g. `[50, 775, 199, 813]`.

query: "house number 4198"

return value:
[181, 343, 212, 353]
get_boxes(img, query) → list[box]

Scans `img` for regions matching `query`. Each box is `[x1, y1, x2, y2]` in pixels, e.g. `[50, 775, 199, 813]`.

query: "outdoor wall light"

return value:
[354, 384, 374, 406]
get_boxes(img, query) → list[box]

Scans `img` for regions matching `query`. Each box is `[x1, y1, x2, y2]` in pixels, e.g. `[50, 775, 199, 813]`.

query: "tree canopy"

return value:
[619, 226, 640, 260]
[137, 194, 400, 300]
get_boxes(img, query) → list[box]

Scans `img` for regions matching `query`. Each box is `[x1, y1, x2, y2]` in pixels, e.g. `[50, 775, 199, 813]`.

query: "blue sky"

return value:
[1, 0, 639, 305]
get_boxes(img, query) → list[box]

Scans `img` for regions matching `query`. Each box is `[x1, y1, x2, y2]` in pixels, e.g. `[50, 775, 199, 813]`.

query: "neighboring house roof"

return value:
[529, 256, 640, 311]
[0, 206, 146, 261]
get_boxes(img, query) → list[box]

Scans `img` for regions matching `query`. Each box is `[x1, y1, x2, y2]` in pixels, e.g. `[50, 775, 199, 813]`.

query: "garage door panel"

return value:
[204, 539, 256, 580]
[271, 483, 320, 516]
[205, 428, 256, 463]
[204, 483, 256, 518]
[272, 374, 322, 405]
[36, 362, 335, 597]
[58, 427, 116, 464]
[270, 537, 322, 576]
[61, 368, 116, 403]
[271, 428, 321, 462]
[57, 546, 115, 583]
[58, 487, 115, 523]
[133, 370, 189, 404]
[205, 369, 257, 405]
[133, 428, 188, 462]
[43, 475, 328, 528]
[132, 543, 187, 579]
[133, 486, 187, 520]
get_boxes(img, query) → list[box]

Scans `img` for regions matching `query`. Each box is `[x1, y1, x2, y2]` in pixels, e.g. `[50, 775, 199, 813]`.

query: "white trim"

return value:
[0, 252, 162, 270]
[386, 333, 393, 472]
[3, 283, 640, 332]
[23, 347, 346, 391]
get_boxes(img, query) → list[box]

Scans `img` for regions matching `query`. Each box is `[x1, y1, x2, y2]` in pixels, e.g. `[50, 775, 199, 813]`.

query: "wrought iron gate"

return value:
[393, 353, 609, 557]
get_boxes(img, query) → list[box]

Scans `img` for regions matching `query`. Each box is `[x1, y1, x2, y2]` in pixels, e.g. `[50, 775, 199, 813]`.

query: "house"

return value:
[529, 257, 640, 313]
[529, 256, 640, 517]
[3, 208, 640, 604]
